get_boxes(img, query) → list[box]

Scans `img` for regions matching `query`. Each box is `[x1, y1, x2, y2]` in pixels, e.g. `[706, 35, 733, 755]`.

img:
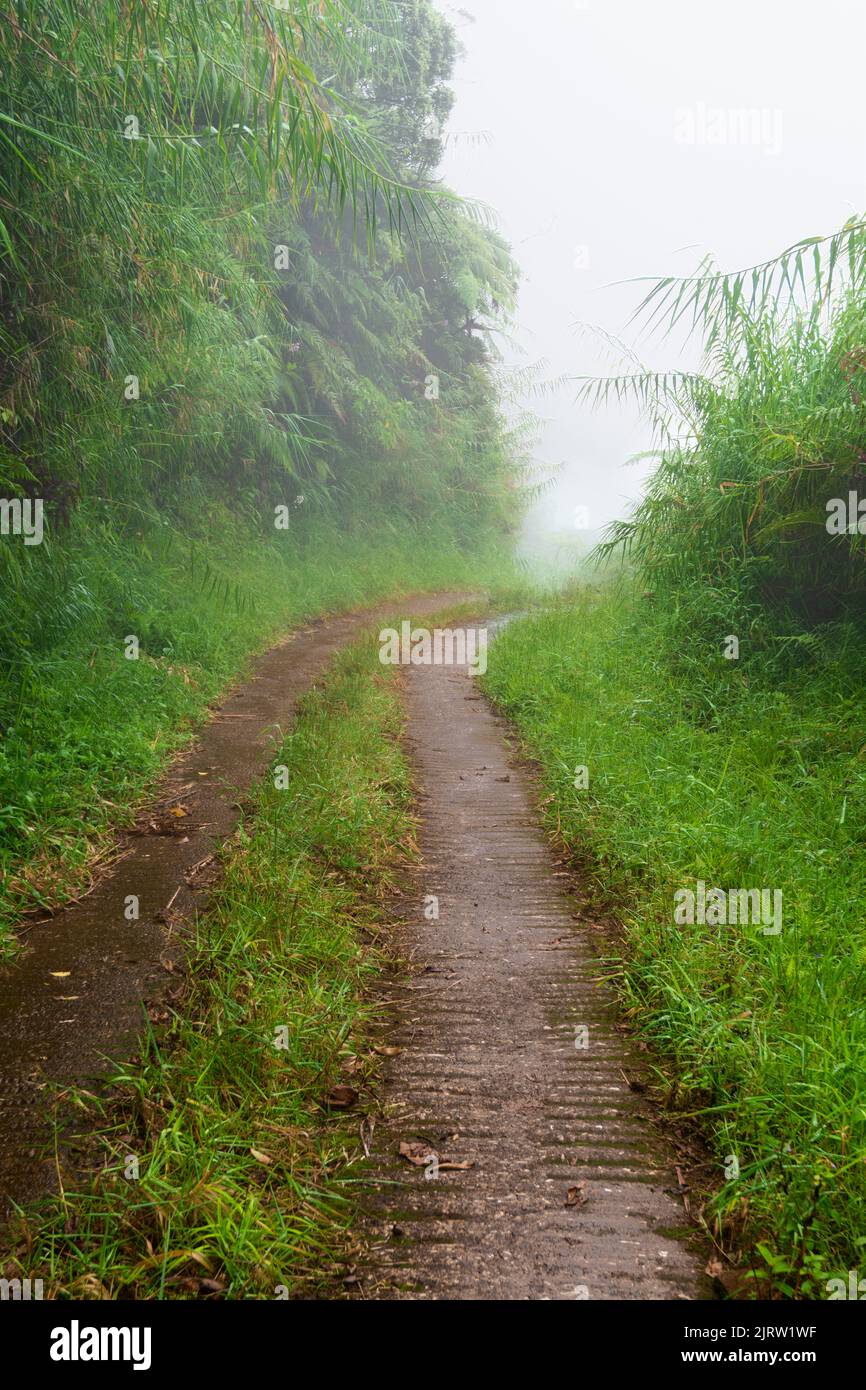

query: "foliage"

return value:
[578, 217, 866, 644]
[486, 591, 866, 1295]
[536, 216, 866, 1291]
[0, 0, 523, 940]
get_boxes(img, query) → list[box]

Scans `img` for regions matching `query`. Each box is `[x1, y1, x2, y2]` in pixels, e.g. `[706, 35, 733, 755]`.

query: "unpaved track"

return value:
[359, 637, 710, 1301]
[0, 592, 476, 1214]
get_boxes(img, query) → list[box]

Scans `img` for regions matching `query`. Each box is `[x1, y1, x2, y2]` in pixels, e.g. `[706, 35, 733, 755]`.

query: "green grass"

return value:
[0, 0, 526, 964]
[0, 510, 514, 955]
[2, 634, 416, 1299]
[484, 586, 866, 1298]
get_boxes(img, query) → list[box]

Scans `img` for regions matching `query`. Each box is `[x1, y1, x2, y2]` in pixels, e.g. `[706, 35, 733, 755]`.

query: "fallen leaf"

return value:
[197, 1277, 226, 1297]
[250, 1148, 273, 1165]
[565, 1183, 588, 1209]
[322, 1085, 358, 1110]
[374, 1046, 402, 1057]
[169, 805, 188, 818]
[399, 1140, 438, 1167]
[49, 971, 71, 978]
[398, 1141, 474, 1172]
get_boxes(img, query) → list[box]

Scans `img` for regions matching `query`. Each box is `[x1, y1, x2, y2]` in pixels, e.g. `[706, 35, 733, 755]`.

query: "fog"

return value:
[437, 0, 866, 566]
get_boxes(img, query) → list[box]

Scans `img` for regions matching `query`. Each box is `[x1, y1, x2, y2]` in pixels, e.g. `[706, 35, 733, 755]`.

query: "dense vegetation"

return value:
[586, 222, 866, 642]
[486, 223, 866, 1295]
[0, 0, 522, 945]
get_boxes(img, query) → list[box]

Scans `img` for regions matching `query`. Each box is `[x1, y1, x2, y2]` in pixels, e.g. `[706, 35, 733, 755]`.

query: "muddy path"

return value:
[358, 631, 712, 1301]
[0, 592, 476, 1215]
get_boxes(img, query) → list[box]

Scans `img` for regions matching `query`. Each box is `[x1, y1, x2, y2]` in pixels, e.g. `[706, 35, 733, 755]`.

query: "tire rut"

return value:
[359, 639, 712, 1301]
[0, 592, 477, 1215]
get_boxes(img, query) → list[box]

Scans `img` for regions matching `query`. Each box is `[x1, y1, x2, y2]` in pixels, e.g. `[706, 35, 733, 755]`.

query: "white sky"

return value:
[436, 0, 866, 550]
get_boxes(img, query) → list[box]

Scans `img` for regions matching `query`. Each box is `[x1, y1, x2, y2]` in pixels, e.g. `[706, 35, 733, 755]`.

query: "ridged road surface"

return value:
[360, 641, 710, 1301]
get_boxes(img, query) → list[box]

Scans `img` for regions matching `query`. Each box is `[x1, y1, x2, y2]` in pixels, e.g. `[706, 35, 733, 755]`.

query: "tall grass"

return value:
[580, 216, 866, 641]
[486, 591, 866, 1296]
[0, 1, 525, 947]
[488, 216, 866, 1294]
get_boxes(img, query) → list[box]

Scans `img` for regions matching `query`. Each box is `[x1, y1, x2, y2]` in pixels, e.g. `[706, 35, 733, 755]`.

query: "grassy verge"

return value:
[484, 587, 866, 1298]
[2, 636, 414, 1298]
[0, 511, 514, 955]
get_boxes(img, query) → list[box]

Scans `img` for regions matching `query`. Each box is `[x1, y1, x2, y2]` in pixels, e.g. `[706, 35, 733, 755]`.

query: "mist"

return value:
[437, 0, 866, 567]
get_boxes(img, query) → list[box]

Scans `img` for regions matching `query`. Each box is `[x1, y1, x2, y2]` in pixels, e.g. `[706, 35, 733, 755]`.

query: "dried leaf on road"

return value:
[399, 1140, 438, 1167]
[399, 1140, 474, 1172]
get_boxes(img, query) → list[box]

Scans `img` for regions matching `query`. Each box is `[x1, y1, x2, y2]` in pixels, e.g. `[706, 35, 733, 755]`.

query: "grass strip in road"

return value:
[0, 519, 515, 958]
[2, 636, 414, 1299]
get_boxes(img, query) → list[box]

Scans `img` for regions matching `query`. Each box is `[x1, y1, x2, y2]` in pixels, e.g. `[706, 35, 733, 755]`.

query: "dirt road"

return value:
[359, 631, 710, 1300]
[0, 593, 476, 1214]
[1, 602, 711, 1303]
